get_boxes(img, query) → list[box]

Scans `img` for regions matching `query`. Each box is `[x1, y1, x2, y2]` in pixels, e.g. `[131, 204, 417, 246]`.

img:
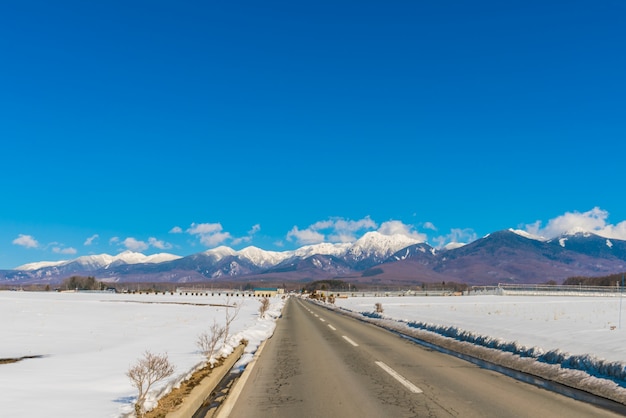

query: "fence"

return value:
[494, 283, 625, 297]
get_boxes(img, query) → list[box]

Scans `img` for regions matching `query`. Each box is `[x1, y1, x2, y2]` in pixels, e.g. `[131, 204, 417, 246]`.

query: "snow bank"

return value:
[333, 295, 626, 400]
[0, 291, 285, 418]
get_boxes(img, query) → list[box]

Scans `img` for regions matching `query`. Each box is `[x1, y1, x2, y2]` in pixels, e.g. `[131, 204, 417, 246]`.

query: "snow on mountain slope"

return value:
[202, 246, 237, 261]
[15, 260, 68, 271]
[443, 242, 466, 250]
[142, 253, 182, 263]
[16, 251, 181, 271]
[293, 242, 351, 259]
[509, 228, 545, 241]
[77, 251, 181, 268]
[237, 246, 292, 267]
[15, 233, 421, 273]
[347, 231, 420, 261]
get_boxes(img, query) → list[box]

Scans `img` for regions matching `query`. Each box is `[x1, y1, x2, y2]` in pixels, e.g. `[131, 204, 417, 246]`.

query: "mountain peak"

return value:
[348, 231, 421, 264]
[509, 228, 545, 241]
[203, 246, 237, 259]
[238, 246, 292, 267]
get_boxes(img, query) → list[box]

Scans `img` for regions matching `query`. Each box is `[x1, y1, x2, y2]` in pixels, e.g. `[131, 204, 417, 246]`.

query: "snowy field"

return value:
[0, 291, 285, 418]
[4, 292, 626, 417]
[334, 295, 626, 381]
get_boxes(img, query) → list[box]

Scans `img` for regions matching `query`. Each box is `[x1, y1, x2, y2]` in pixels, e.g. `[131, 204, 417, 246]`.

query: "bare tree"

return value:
[196, 319, 226, 366]
[127, 351, 175, 417]
[223, 297, 242, 345]
[259, 297, 271, 318]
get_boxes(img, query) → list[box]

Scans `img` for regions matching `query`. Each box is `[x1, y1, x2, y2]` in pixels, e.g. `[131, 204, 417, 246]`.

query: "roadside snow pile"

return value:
[400, 319, 626, 386]
[334, 295, 626, 390]
[229, 297, 285, 371]
[0, 291, 286, 418]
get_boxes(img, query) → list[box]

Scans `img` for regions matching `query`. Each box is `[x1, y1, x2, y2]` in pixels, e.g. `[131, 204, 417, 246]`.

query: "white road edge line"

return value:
[328, 325, 336, 331]
[215, 338, 270, 418]
[375, 361, 423, 394]
[342, 335, 359, 347]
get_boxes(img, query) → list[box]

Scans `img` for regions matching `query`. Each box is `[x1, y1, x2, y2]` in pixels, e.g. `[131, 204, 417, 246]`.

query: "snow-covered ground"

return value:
[4, 292, 626, 417]
[0, 291, 285, 418]
[334, 294, 626, 384]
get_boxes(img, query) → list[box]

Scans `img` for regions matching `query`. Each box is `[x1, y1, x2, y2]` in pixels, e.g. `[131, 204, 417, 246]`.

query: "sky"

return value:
[2, 1, 626, 269]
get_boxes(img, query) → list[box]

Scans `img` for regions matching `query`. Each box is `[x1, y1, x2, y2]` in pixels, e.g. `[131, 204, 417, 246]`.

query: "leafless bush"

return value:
[259, 297, 271, 318]
[224, 297, 242, 345]
[127, 351, 174, 417]
[375, 302, 384, 313]
[197, 319, 226, 365]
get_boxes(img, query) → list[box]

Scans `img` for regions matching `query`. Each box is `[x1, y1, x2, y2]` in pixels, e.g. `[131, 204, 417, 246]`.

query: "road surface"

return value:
[225, 297, 622, 417]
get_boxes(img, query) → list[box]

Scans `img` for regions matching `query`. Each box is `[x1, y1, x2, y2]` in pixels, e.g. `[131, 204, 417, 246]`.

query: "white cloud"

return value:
[52, 247, 77, 255]
[109, 237, 120, 245]
[84, 234, 99, 246]
[432, 228, 478, 248]
[523, 207, 626, 240]
[186, 223, 232, 247]
[12, 234, 39, 249]
[187, 223, 223, 235]
[378, 220, 427, 241]
[287, 216, 378, 245]
[423, 222, 437, 231]
[327, 232, 359, 243]
[115, 236, 175, 252]
[169, 226, 183, 234]
[122, 237, 149, 252]
[231, 224, 261, 246]
[148, 237, 172, 250]
[287, 226, 325, 245]
[200, 232, 232, 247]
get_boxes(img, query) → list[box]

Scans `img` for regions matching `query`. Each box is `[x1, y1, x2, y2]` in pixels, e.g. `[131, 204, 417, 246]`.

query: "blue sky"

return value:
[2, 1, 625, 269]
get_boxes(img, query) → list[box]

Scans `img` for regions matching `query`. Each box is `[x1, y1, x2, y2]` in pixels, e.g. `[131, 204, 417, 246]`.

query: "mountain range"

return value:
[2, 230, 626, 287]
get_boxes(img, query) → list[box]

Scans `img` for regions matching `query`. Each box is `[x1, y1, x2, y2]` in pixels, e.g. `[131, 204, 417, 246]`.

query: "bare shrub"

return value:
[259, 297, 271, 318]
[196, 319, 226, 366]
[375, 302, 384, 314]
[224, 297, 242, 345]
[127, 351, 175, 417]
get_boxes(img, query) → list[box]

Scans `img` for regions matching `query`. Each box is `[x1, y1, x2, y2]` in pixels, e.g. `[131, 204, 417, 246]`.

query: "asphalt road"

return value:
[225, 297, 622, 417]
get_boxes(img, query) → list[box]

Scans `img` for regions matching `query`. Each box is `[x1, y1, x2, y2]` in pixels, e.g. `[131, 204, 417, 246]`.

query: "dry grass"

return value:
[143, 357, 225, 418]
[0, 355, 43, 365]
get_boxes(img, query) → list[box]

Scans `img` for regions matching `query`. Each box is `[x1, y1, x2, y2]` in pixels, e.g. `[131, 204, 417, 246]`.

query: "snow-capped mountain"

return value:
[547, 231, 626, 260]
[3, 229, 626, 286]
[292, 242, 352, 259]
[15, 260, 67, 271]
[390, 243, 437, 262]
[14, 251, 182, 274]
[509, 228, 546, 241]
[345, 231, 421, 268]
[237, 246, 293, 268]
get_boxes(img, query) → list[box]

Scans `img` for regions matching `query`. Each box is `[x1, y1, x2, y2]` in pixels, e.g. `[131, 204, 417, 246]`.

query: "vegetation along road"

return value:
[224, 297, 622, 417]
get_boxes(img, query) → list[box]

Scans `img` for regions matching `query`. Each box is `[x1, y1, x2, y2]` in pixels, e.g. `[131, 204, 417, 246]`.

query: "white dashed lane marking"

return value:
[375, 361, 422, 394]
[342, 336, 359, 347]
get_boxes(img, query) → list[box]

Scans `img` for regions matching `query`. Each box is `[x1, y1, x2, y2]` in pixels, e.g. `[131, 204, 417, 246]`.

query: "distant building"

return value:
[254, 287, 284, 297]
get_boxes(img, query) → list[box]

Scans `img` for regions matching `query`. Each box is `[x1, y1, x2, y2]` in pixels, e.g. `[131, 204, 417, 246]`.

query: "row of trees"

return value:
[60, 276, 106, 291]
[563, 272, 626, 287]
